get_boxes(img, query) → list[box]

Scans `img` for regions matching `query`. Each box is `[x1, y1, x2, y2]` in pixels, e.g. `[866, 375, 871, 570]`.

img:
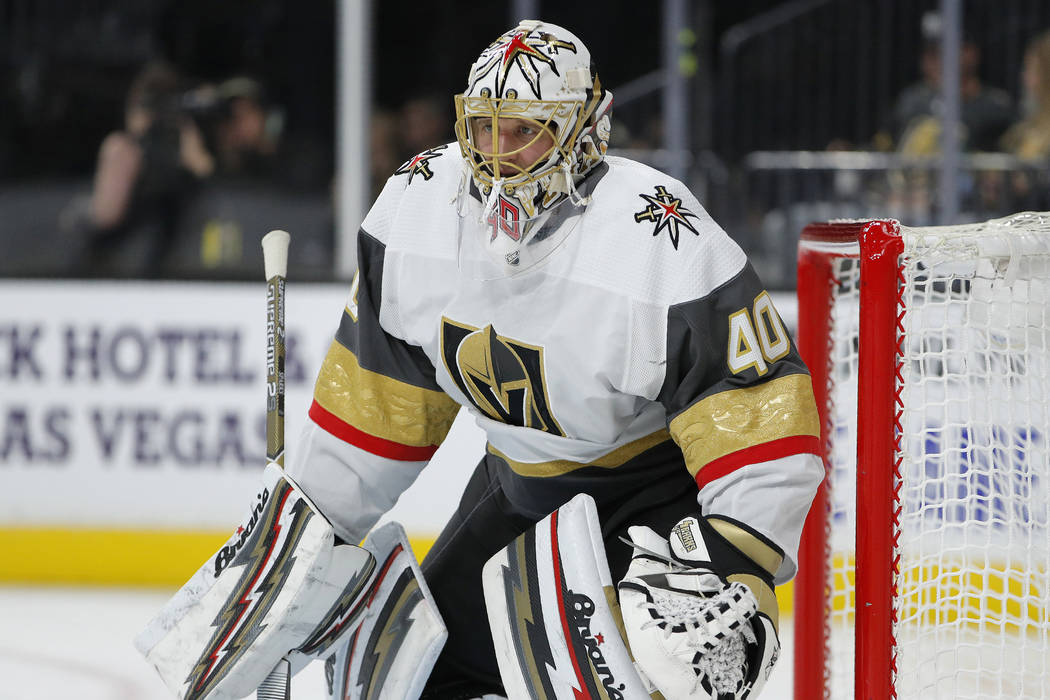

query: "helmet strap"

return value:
[481, 178, 506, 224]
[546, 151, 590, 208]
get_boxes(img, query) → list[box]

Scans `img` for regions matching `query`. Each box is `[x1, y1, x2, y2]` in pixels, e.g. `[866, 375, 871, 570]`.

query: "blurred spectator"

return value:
[396, 95, 452, 163]
[199, 76, 283, 180]
[1001, 30, 1050, 159]
[879, 11, 1014, 155]
[71, 61, 214, 277]
[997, 29, 1050, 210]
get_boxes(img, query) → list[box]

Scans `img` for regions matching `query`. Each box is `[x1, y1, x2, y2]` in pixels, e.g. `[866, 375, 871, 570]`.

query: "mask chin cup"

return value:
[456, 192, 584, 281]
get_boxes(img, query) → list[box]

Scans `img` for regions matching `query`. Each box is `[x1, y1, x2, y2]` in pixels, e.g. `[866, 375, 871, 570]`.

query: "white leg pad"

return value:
[135, 463, 376, 700]
[482, 493, 656, 700]
[323, 521, 447, 700]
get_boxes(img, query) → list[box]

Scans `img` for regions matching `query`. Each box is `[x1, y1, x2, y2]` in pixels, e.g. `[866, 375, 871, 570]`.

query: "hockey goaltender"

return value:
[135, 19, 823, 700]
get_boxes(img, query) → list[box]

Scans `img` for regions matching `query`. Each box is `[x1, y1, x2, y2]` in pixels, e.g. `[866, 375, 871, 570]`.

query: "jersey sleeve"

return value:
[659, 261, 819, 485]
[658, 259, 824, 582]
[309, 232, 460, 457]
[287, 176, 461, 542]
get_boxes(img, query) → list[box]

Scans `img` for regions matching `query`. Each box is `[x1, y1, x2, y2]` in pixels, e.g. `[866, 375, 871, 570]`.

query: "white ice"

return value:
[0, 585, 796, 700]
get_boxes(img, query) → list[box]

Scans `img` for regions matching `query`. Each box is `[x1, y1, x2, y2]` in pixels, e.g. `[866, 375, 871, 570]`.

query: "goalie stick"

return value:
[135, 232, 376, 700]
[262, 229, 289, 471]
[259, 229, 292, 700]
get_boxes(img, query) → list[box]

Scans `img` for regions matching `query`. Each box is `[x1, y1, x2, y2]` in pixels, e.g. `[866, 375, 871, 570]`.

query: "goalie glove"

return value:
[617, 515, 782, 700]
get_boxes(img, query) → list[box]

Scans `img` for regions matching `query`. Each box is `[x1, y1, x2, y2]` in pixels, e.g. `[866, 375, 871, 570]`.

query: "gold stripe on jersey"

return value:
[670, 373, 819, 477]
[708, 517, 784, 577]
[488, 429, 672, 478]
[710, 517, 785, 630]
[314, 339, 460, 447]
[728, 572, 780, 631]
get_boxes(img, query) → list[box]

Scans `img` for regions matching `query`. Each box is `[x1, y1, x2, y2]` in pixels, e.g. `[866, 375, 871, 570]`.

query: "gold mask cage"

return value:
[454, 95, 586, 193]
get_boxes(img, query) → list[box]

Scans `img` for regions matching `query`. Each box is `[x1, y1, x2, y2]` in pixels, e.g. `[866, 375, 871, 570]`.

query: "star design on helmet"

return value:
[394, 145, 447, 182]
[633, 185, 701, 250]
[468, 30, 576, 99]
[500, 33, 548, 70]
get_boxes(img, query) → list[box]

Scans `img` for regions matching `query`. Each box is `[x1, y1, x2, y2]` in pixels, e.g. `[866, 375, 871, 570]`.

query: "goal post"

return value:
[794, 214, 1050, 699]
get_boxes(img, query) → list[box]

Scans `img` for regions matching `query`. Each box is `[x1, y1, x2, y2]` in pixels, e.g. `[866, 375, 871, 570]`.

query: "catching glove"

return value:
[617, 515, 781, 700]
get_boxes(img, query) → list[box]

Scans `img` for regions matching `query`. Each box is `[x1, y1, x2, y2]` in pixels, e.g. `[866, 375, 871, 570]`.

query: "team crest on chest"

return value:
[440, 317, 564, 436]
[394, 145, 447, 182]
[633, 185, 700, 250]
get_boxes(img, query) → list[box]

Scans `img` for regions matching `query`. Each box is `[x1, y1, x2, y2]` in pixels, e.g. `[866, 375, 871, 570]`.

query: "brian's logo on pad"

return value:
[568, 591, 625, 699]
[440, 317, 563, 436]
[213, 487, 270, 577]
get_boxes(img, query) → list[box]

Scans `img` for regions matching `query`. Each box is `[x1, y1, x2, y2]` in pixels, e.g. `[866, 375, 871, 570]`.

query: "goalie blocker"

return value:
[135, 464, 377, 700]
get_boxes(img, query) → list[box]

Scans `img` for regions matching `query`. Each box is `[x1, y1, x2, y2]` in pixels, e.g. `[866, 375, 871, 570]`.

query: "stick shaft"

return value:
[260, 230, 291, 700]
[265, 273, 286, 467]
[262, 230, 290, 468]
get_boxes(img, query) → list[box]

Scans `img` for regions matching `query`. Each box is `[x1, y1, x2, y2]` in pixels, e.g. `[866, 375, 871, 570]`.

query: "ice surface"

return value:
[0, 586, 796, 699]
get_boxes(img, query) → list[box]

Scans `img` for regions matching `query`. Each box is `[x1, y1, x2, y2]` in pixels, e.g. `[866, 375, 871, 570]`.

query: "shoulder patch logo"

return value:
[440, 317, 564, 436]
[394, 145, 448, 182]
[633, 185, 700, 250]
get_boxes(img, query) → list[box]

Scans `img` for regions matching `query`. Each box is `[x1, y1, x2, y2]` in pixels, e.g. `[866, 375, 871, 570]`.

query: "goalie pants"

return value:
[418, 449, 701, 699]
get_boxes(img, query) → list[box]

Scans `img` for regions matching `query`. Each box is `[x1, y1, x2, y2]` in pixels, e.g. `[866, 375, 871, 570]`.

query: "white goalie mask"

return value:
[453, 20, 614, 277]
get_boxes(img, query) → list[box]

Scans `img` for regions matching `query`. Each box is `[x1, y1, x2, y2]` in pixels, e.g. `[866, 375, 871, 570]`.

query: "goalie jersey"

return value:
[288, 145, 823, 583]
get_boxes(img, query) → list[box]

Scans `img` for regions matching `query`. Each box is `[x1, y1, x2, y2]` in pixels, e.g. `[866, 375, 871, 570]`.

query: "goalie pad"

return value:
[482, 492, 658, 700]
[617, 517, 781, 700]
[135, 463, 376, 700]
[323, 520, 447, 700]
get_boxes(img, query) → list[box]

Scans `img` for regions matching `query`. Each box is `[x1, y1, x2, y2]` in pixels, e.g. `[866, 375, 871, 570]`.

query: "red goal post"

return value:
[794, 215, 1050, 699]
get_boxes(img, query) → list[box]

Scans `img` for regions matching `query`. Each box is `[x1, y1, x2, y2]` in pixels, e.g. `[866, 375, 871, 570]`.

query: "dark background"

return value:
[3, 0, 1050, 283]
[0, 0, 795, 182]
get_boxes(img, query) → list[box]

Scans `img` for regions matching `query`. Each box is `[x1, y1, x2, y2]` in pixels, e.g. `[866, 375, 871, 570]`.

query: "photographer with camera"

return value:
[200, 76, 282, 181]
[76, 60, 214, 278]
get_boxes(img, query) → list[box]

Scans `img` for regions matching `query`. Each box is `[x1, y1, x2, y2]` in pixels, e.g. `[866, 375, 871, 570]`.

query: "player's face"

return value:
[470, 116, 555, 176]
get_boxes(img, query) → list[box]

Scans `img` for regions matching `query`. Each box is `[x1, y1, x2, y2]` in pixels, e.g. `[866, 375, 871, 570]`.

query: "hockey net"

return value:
[794, 213, 1050, 699]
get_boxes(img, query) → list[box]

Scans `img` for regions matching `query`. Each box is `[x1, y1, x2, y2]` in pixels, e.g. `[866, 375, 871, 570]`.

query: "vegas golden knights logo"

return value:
[441, 317, 564, 436]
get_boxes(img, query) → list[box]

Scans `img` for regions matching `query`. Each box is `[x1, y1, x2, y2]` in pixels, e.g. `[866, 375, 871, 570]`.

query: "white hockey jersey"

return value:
[288, 145, 823, 582]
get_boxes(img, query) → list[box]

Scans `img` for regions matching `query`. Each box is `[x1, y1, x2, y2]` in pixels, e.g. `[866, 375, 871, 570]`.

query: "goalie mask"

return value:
[454, 20, 614, 276]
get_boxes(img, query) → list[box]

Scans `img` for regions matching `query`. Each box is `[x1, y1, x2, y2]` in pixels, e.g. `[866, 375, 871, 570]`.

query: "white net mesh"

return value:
[826, 252, 861, 700]
[815, 213, 1050, 699]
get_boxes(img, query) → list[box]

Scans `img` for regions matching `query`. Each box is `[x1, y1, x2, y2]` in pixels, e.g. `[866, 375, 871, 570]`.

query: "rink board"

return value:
[1, 281, 800, 606]
[0, 280, 484, 586]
